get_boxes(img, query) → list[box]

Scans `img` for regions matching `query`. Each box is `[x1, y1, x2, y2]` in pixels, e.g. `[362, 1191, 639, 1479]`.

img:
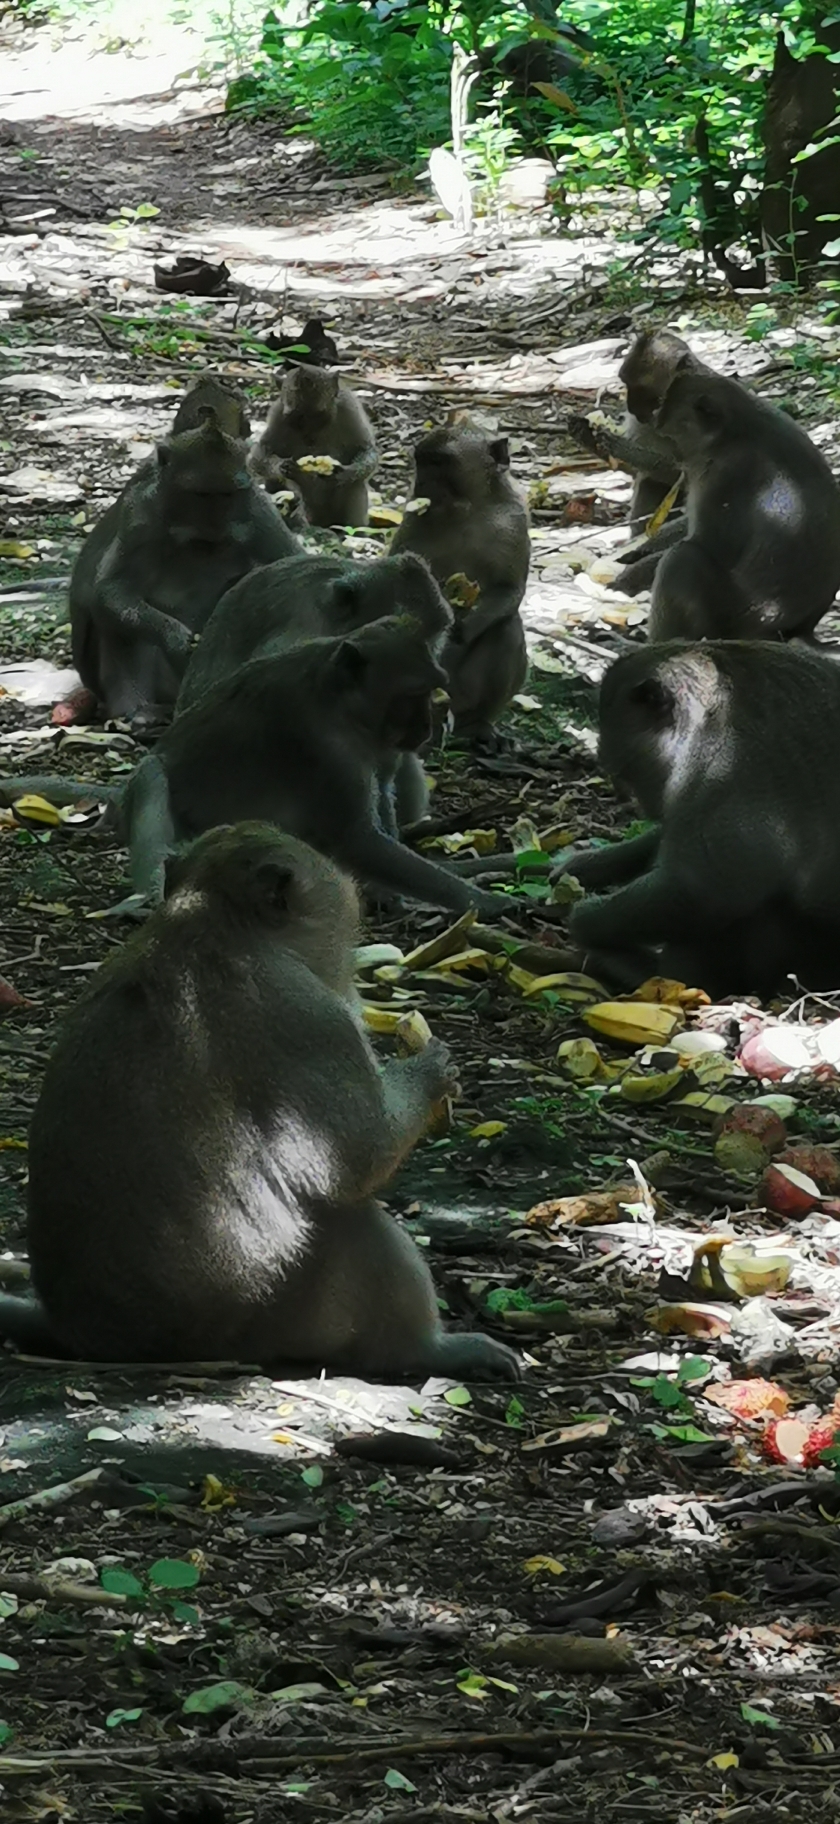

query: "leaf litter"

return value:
[3, 25, 840, 1824]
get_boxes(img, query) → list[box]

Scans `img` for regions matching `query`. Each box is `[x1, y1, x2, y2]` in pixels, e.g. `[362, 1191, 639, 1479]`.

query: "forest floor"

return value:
[3, 13, 840, 1824]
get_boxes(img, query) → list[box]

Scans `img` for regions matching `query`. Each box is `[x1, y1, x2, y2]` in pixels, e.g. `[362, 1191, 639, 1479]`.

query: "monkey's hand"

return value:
[162, 618, 197, 668]
[415, 1037, 461, 1106]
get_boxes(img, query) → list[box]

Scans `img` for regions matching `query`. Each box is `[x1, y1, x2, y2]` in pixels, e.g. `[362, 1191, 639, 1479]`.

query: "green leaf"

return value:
[444, 1386, 472, 1407]
[0, 1719, 13, 1744]
[101, 1568, 146, 1599]
[0, 1595, 18, 1620]
[659, 1423, 713, 1443]
[505, 1395, 525, 1427]
[134, 202, 160, 219]
[301, 1465, 324, 1488]
[457, 1672, 488, 1698]
[106, 1707, 143, 1728]
[384, 1769, 417, 1791]
[0, 1655, 19, 1672]
[171, 1603, 201, 1626]
[183, 1681, 257, 1715]
[677, 1355, 711, 1384]
[148, 1559, 200, 1591]
[741, 1704, 780, 1730]
[650, 1374, 687, 1410]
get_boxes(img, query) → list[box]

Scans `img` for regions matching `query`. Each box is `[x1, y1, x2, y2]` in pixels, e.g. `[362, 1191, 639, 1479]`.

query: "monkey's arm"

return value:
[567, 413, 679, 483]
[569, 863, 702, 948]
[94, 559, 195, 664]
[553, 831, 661, 889]
[124, 754, 177, 902]
[339, 443, 378, 484]
[372, 1044, 458, 1181]
[338, 823, 515, 919]
[609, 519, 688, 596]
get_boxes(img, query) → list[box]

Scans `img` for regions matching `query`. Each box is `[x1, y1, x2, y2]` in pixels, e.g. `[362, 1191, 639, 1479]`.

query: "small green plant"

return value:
[100, 1557, 201, 1626]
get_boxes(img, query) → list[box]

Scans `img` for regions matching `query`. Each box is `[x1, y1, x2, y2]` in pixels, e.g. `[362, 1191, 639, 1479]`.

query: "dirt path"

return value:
[2, 21, 840, 1824]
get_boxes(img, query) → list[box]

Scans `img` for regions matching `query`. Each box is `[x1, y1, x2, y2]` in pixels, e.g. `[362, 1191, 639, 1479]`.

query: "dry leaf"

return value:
[526, 1185, 649, 1228]
[647, 1302, 732, 1339]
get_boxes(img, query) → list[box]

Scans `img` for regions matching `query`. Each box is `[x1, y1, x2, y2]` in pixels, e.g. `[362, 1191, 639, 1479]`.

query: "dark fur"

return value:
[566, 640, 840, 997]
[70, 416, 296, 722]
[390, 425, 530, 738]
[0, 824, 518, 1378]
[251, 366, 377, 527]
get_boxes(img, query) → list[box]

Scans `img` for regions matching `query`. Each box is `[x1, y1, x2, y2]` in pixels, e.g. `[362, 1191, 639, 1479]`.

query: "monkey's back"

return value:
[26, 915, 384, 1361]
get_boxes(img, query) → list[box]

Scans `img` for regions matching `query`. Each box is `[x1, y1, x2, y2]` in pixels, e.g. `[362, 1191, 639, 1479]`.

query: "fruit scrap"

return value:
[763, 1416, 839, 1467]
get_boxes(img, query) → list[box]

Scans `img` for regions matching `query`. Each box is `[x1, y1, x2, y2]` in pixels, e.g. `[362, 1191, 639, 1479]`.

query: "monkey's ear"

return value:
[332, 636, 369, 683]
[254, 859, 296, 913]
[693, 389, 726, 428]
[489, 437, 511, 468]
[163, 851, 186, 896]
[331, 576, 362, 618]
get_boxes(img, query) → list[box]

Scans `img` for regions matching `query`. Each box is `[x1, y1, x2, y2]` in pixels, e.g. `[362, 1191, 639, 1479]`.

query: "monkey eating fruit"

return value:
[390, 424, 531, 739]
[0, 824, 519, 1379]
[251, 366, 377, 527]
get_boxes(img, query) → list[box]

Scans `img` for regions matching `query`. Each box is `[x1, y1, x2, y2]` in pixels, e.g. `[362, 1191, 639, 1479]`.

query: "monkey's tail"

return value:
[0, 1291, 69, 1357]
[0, 775, 121, 813]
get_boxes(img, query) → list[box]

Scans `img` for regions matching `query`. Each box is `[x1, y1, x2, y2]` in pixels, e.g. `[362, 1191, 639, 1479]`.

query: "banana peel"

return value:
[584, 1001, 684, 1046]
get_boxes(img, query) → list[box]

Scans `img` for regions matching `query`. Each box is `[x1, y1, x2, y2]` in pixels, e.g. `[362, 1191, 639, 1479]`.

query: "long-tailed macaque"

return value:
[0, 824, 519, 1379]
[251, 366, 377, 527]
[390, 425, 530, 739]
[171, 373, 251, 439]
[178, 550, 453, 830]
[125, 616, 519, 916]
[642, 371, 840, 641]
[562, 640, 840, 998]
[70, 416, 297, 724]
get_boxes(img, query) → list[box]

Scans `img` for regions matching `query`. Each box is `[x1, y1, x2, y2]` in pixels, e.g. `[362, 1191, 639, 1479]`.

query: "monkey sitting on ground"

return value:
[251, 366, 377, 527]
[124, 615, 521, 915]
[178, 550, 453, 830]
[390, 425, 531, 740]
[572, 328, 710, 542]
[171, 372, 251, 439]
[642, 371, 840, 641]
[70, 414, 298, 725]
[0, 823, 519, 1379]
[560, 640, 840, 999]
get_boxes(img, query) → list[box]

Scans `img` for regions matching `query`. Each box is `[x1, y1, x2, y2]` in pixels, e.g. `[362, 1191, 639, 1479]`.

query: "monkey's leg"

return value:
[261, 1199, 520, 1382]
[447, 615, 528, 739]
[649, 540, 762, 642]
[608, 516, 688, 596]
[393, 754, 429, 829]
[553, 831, 661, 889]
[98, 633, 182, 722]
[124, 754, 177, 901]
[0, 1291, 69, 1356]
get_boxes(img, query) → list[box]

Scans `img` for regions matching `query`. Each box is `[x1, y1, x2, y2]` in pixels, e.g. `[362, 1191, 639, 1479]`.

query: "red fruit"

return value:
[761, 1161, 822, 1217]
[777, 1145, 840, 1195]
[802, 1421, 840, 1469]
[762, 1418, 811, 1465]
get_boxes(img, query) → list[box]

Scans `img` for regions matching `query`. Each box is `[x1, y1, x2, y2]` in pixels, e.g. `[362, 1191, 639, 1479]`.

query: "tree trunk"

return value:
[762, 19, 840, 284]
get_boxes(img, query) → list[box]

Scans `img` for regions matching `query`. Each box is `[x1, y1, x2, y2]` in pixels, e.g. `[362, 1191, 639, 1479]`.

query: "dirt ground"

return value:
[3, 15, 840, 1824]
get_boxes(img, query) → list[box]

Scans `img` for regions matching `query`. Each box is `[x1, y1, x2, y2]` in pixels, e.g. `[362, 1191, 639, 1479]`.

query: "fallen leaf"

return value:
[522, 1555, 565, 1574]
[647, 1303, 732, 1339]
[526, 1185, 650, 1228]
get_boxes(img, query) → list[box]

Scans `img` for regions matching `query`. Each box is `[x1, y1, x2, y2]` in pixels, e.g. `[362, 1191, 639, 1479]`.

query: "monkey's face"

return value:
[282, 366, 340, 426]
[620, 333, 691, 423]
[598, 662, 679, 818]
[413, 428, 500, 502]
[159, 422, 250, 532]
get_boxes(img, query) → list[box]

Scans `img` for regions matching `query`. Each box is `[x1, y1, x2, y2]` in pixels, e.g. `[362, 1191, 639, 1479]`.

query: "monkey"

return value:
[251, 366, 377, 527]
[570, 329, 710, 546]
[171, 373, 251, 439]
[123, 615, 522, 916]
[560, 640, 840, 999]
[178, 549, 454, 832]
[644, 370, 840, 642]
[0, 823, 520, 1380]
[266, 317, 340, 366]
[389, 425, 531, 740]
[70, 415, 298, 725]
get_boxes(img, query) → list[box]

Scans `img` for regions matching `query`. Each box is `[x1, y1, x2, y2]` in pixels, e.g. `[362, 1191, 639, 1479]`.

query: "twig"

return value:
[0, 1573, 128, 1608]
[0, 1466, 105, 1529]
